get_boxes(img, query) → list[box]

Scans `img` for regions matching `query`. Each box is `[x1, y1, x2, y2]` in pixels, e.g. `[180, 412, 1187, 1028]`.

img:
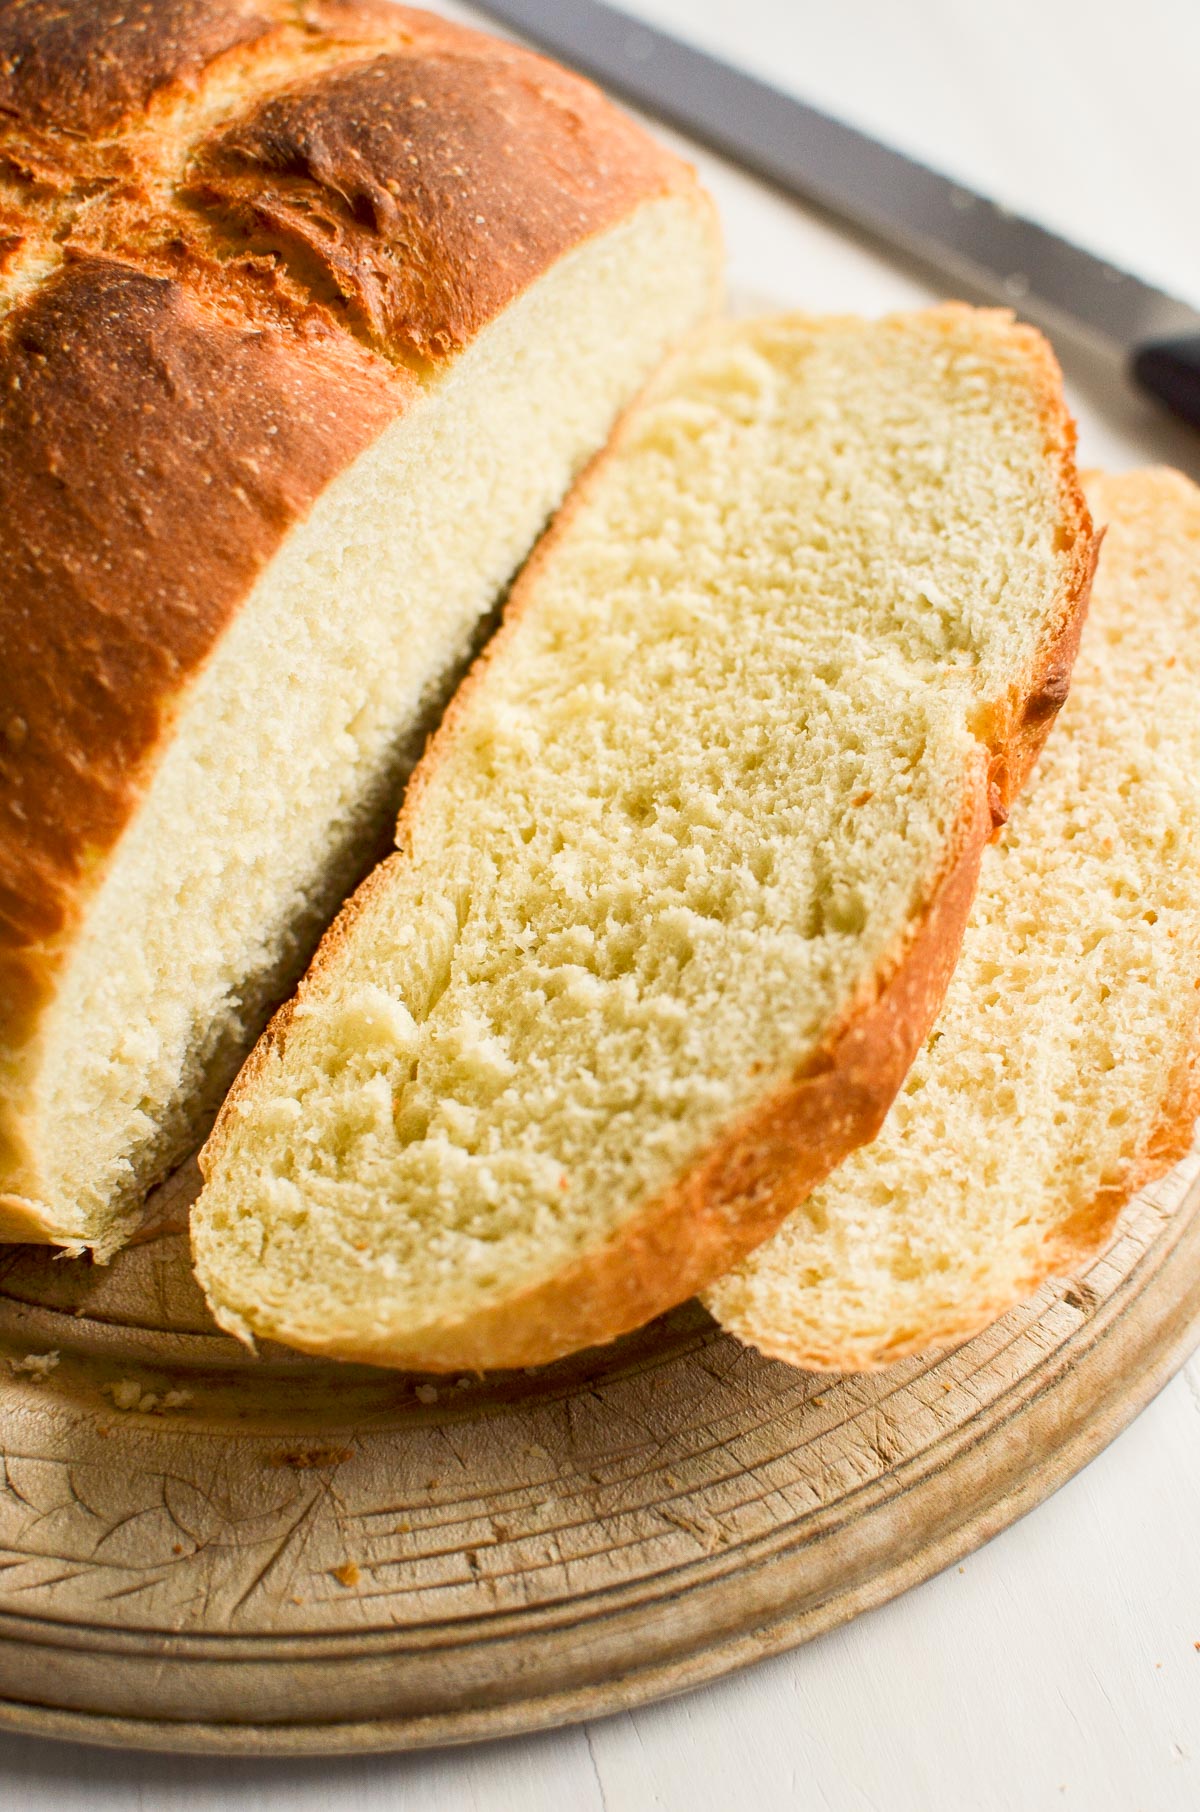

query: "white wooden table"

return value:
[4, 1, 1199, 1805]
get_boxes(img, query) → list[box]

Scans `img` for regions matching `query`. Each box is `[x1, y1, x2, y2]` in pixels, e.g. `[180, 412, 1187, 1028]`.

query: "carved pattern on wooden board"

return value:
[0, 1150, 1197, 1754]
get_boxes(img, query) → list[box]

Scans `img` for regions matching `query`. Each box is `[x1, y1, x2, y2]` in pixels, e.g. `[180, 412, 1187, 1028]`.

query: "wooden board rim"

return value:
[0, 1166, 1196, 1757]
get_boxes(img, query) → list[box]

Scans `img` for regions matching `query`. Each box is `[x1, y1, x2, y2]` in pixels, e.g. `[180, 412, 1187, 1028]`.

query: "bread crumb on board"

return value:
[103, 1379, 193, 1414]
[8, 1351, 59, 1380]
[271, 1446, 354, 1470]
[332, 1561, 362, 1588]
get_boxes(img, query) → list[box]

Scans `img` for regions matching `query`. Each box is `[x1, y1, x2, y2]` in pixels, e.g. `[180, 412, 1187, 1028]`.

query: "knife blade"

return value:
[472, 0, 1200, 432]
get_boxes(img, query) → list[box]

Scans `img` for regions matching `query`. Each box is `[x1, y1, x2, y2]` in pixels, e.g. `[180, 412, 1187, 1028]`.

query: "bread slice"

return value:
[193, 306, 1096, 1371]
[706, 467, 1200, 1371]
[0, 1, 721, 1255]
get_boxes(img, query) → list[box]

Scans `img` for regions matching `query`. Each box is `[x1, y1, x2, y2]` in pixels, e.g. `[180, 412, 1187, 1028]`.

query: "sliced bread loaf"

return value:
[706, 467, 1200, 1371]
[0, 1, 721, 1255]
[193, 306, 1096, 1371]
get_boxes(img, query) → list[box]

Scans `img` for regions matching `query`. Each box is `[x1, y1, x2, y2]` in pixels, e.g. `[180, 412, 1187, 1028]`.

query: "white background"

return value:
[5, 1, 1200, 1806]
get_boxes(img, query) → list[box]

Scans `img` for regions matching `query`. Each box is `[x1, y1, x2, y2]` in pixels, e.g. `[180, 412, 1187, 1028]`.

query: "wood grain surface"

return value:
[2, 0, 1200, 1801]
[0, 1143, 1196, 1753]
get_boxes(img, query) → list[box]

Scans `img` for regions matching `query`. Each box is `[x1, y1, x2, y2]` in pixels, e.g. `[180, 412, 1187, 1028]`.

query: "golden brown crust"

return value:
[0, 253, 408, 1203]
[0, 0, 710, 1228]
[0, 1189, 61, 1244]
[188, 24, 690, 361]
[199, 309, 1098, 1371]
[0, 0, 274, 136]
[0, 255, 407, 951]
[976, 319, 1097, 826]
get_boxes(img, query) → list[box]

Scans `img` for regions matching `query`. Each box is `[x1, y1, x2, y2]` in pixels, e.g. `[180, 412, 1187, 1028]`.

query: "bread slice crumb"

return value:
[707, 467, 1200, 1369]
[195, 307, 1094, 1373]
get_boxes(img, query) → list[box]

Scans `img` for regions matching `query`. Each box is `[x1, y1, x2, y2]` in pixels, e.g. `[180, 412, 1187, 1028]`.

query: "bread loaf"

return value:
[706, 468, 1200, 1370]
[0, 0, 721, 1253]
[193, 306, 1095, 1371]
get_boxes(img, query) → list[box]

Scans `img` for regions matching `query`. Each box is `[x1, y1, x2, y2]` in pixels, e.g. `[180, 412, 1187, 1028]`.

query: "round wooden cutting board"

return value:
[0, 1148, 1197, 1756]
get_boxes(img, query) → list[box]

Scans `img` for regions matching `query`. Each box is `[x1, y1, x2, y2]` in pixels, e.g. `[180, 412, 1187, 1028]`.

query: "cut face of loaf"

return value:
[0, 1, 722, 1253]
[706, 468, 1200, 1371]
[194, 306, 1096, 1371]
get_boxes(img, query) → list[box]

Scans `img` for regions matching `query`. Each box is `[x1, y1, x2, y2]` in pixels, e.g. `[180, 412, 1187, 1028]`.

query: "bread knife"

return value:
[472, 0, 1200, 433]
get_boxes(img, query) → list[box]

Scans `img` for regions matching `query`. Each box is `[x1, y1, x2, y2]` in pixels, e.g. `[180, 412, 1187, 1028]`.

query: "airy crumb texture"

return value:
[194, 307, 1094, 1371]
[706, 467, 1200, 1370]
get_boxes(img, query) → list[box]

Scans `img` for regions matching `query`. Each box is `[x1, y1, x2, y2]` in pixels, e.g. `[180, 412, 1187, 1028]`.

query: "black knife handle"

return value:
[1131, 335, 1200, 432]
